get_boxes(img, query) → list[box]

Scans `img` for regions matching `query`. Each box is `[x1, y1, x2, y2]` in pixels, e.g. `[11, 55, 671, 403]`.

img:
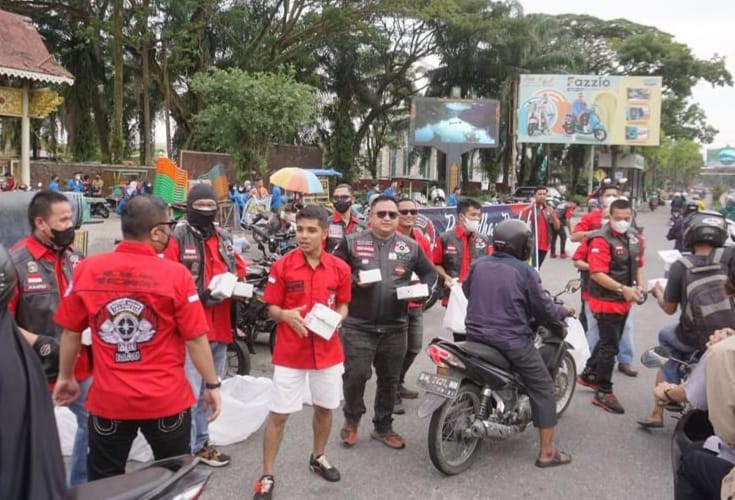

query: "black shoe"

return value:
[618, 363, 639, 377]
[393, 396, 406, 415]
[593, 391, 625, 414]
[398, 384, 419, 400]
[253, 475, 275, 499]
[309, 454, 341, 482]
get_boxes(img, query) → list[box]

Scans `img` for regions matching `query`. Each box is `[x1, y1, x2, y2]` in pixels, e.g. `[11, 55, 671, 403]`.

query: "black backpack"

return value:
[679, 248, 735, 350]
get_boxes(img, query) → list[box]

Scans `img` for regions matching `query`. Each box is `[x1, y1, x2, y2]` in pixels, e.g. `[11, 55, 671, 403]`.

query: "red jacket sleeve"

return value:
[587, 237, 611, 274]
[432, 237, 444, 265]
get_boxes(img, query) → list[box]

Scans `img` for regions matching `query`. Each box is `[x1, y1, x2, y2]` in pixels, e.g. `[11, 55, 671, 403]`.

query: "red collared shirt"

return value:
[572, 237, 591, 301]
[400, 227, 432, 309]
[9, 236, 91, 383]
[573, 209, 603, 234]
[263, 249, 351, 369]
[522, 203, 550, 251]
[165, 236, 247, 343]
[54, 241, 209, 420]
[587, 231, 645, 314]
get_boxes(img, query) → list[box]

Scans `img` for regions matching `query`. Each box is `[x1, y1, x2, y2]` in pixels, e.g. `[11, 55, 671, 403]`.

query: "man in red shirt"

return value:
[52, 195, 222, 480]
[394, 198, 432, 413]
[165, 183, 246, 467]
[577, 199, 645, 414]
[8, 190, 89, 486]
[570, 183, 620, 242]
[325, 183, 366, 256]
[252, 205, 351, 500]
[520, 186, 558, 268]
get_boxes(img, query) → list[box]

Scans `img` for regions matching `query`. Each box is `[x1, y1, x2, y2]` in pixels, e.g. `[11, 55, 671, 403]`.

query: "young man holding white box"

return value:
[253, 205, 352, 500]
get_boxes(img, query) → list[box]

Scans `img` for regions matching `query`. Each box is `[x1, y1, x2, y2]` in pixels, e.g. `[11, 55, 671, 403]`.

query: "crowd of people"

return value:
[1, 176, 735, 500]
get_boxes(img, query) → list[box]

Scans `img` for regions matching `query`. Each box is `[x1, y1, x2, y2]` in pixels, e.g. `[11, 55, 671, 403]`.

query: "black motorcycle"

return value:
[417, 280, 581, 475]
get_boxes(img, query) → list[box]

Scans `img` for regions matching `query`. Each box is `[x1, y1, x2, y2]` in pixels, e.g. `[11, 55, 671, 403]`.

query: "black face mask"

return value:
[188, 208, 217, 238]
[50, 227, 75, 248]
[334, 199, 352, 213]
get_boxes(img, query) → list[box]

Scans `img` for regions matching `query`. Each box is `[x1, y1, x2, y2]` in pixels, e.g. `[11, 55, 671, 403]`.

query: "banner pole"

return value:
[533, 203, 539, 270]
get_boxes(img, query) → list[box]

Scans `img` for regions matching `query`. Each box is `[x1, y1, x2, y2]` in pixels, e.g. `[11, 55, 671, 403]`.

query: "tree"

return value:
[188, 68, 317, 173]
[642, 135, 703, 189]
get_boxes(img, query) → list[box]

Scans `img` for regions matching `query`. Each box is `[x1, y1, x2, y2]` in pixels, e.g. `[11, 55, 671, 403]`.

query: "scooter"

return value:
[563, 108, 607, 141]
[417, 279, 584, 475]
[67, 455, 210, 500]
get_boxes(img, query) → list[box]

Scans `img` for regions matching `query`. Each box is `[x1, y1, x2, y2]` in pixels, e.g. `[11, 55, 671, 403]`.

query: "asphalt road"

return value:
[82, 206, 679, 500]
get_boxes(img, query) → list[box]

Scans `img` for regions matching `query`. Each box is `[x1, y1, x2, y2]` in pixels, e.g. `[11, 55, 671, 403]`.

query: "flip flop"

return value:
[535, 450, 572, 468]
[637, 418, 664, 429]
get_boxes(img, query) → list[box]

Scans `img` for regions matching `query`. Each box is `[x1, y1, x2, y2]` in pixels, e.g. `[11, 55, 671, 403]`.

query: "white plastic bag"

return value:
[442, 284, 468, 334]
[564, 316, 590, 371]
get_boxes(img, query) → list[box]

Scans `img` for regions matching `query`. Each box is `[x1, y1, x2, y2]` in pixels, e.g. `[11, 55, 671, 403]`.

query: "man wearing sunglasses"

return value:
[326, 184, 366, 257]
[53, 195, 222, 479]
[164, 184, 247, 467]
[393, 198, 432, 414]
[335, 195, 437, 450]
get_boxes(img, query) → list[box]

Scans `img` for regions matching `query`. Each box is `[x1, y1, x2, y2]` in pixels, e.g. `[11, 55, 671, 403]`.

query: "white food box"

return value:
[208, 272, 238, 298]
[232, 282, 254, 299]
[657, 250, 682, 265]
[304, 303, 343, 340]
[396, 283, 429, 300]
[647, 278, 668, 292]
[358, 268, 382, 284]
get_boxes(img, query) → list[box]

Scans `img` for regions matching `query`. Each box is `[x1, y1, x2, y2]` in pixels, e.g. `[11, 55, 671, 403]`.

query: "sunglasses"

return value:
[398, 209, 418, 216]
[153, 220, 177, 230]
[375, 211, 399, 220]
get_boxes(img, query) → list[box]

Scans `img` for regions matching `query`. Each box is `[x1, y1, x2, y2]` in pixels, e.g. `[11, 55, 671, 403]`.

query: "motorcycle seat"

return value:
[455, 341, 512, 371]
[67, 466, 173, 500]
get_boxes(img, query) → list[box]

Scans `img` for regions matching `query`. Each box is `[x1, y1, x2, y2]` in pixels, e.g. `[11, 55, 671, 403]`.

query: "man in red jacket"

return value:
[520, 186, 558, 268]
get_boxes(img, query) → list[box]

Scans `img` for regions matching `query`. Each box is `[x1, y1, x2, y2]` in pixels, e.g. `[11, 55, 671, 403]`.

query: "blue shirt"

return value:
[382, 187, 395, 197]
[271, 185, 282, 210]
[66, 179, 82, 192]
[48, 181, 59, 192]
[572, 99, 588, 117]
[447, 194, 458, 206]
[463, 252, 567, 350]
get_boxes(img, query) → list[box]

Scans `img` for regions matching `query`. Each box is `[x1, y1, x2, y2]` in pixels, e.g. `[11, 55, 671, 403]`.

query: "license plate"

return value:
[417, 372, 461, 399]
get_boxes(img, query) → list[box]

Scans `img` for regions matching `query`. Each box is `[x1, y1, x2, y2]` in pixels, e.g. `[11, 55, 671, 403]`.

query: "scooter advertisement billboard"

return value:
[517, 74, 662, 146]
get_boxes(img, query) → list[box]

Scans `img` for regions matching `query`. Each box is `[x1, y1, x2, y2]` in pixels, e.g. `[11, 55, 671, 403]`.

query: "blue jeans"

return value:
[185, 341, 227, 453]
[585, 302, 635, 364]
[69, 377, 91, 486]
[658, 323, 695, 383]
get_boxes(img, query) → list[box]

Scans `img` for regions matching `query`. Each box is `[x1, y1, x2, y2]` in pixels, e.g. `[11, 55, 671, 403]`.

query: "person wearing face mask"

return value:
[164, 183, 247, 467]
[52, 194, 222, 480]
[326, 184, 366, 257]
[433, 198, 491, 334]
[577, 199, 645, 414]
[570, 183, 620, 243]
[520, 186, 558, 268]
[7, 190, 90, 486]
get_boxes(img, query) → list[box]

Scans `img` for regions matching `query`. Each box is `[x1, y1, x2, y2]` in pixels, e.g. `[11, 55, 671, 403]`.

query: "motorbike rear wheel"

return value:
[427, 383, 481, 475]
[225, 340, 251, 377]
[554, 352, 576, 417]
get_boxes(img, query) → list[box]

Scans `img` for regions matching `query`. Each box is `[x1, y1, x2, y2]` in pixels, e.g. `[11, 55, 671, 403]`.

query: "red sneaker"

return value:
[560, 252, 569, 259]
[550, 253, 558, 258]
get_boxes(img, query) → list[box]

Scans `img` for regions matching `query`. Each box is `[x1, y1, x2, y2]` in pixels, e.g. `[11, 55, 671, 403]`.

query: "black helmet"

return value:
[493, 219, 534, 261]
[0, 244, 17, 311]
[683, 201, 699, 216]
[683, 210, 727, 248]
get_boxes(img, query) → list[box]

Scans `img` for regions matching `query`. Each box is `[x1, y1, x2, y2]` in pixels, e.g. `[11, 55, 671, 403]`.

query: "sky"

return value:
[520, 0, 735, 151]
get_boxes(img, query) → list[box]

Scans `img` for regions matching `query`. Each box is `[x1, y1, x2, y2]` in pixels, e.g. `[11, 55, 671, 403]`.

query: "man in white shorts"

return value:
[252, 205, 352, 500]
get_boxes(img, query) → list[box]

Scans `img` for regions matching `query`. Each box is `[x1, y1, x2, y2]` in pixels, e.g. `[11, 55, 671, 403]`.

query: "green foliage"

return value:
[712, 184, 724, 210]
[189, 68, 317, 173]
[643, 135, 703, 189]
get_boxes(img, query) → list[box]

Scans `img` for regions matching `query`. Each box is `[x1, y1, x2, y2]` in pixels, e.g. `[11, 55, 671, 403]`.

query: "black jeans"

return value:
[675, 448, 734, 500]
[87, 409, 191, 480]
[584, 312, 627, 393]
[399, 308, 423, 384]
[550, 226, 567, 255]
[341, 325, 407, 433]
[502, 341, 557, 428]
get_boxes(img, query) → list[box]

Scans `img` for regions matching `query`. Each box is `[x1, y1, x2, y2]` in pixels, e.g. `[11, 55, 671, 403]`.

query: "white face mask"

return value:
[464, 219, 480, 233]
[602, 196, 618, 208]
[611, 219, 631, 234]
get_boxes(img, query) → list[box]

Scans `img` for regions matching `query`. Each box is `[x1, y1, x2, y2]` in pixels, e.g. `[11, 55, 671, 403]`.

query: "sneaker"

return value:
[398, 384, 419, 400]
[550, 253, 558, 258]
[195, 442, 231, 467]
[309, 454, 341, 482]
[253, 475, 275, 500]
[593, 391, 625, 414]
[576, 373, 599, 390]
[340, 422, 358, 448]
[370, 429, 406, 449]
[560, 252, 569, 259]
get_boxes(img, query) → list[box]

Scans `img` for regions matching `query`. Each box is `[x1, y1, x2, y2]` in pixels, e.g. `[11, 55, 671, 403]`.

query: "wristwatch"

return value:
[616, 284, 624, 295]
[205, 377, 222, 390]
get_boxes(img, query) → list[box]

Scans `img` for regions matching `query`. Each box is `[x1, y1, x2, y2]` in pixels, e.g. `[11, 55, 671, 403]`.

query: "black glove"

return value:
[32, 335, 60, 382]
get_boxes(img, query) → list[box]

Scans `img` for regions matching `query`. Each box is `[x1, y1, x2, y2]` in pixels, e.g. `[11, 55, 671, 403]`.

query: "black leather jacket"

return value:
[588, 225, 641, 302]
[337, 231, 437, 333]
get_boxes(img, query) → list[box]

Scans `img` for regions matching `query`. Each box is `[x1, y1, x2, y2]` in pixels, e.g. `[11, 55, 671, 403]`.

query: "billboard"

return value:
[517, 74, 663, 146]
[705, 147, 735, 168]
[410, 98, 500, 150]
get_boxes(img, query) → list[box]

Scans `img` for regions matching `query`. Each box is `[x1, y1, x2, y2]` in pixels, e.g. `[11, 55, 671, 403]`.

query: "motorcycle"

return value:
[648, 196, 659, 212]
[417, 279, 583, 475]
[563, 108, 607, 142]
[640, 345, 701, 414]
[67, 455, 210, 500]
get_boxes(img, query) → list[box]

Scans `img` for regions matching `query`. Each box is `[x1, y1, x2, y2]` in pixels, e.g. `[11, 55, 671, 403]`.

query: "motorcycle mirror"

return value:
[565, 278, 582, 293]
[640, 346, 671, 369]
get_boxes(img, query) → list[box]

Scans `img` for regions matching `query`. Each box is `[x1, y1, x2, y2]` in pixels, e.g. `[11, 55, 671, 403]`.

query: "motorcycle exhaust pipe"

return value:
[473, 419, 524, 440]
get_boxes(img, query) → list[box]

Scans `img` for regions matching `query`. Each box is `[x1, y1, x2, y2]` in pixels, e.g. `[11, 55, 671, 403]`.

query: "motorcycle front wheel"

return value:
[554, 351, 576, 417]
[427, 383, 481, 475]
[225, 340, 251, 377]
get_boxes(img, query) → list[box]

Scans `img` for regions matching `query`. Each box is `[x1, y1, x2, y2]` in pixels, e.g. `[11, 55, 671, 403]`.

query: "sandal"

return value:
[535, 450, 572, 468]
[637, 417, 664, 429]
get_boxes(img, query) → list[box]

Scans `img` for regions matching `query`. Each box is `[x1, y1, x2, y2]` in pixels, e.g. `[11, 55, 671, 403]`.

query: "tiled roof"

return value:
[0, 9, 74, 85]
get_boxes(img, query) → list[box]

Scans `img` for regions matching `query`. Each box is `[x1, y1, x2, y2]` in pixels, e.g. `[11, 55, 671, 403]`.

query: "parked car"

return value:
[510, 186, 536, 203]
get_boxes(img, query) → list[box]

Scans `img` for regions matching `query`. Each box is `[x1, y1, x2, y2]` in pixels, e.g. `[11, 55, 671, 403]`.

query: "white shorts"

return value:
[269, 363, 344, 414]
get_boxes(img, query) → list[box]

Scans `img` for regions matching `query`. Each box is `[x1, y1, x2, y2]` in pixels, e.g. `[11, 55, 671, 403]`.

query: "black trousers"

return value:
[550, 226, 567, 255]
[584, 312, 627, 393]
[399, 308, 423, 384]
[502, 341, 557, 428]
[87, 409, 191, 480]
[341, 325, 407, 433]
[675, 448, 734, 500]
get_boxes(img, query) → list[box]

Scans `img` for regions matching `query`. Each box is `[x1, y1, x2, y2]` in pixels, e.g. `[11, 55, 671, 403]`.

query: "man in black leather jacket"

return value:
[334, 195, 437, 450]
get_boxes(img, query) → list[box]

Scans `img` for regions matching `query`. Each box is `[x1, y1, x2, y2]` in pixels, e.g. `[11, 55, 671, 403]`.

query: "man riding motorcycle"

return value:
[462, 219, 574, 467]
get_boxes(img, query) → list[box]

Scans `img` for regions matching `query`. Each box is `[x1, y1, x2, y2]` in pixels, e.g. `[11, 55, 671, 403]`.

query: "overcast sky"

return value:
[520, 0, 735, 151]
